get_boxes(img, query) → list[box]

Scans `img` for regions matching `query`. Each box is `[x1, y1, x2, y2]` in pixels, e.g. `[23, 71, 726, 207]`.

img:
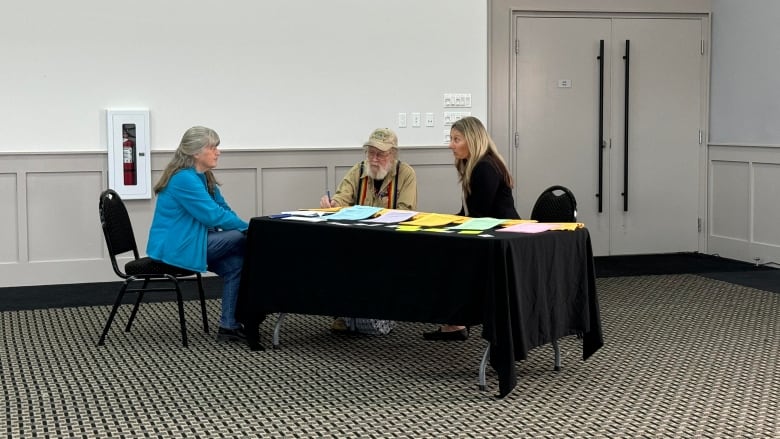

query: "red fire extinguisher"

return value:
[123, 136, 137, 185]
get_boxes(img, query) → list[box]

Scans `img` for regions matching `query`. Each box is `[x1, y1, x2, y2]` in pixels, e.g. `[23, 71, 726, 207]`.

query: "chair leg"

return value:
[98, 283, 129, 346]
[196, 274, 209, 333]
[173, 279, 188, 347]
[125, 288, 147, 332]
[125, 280, 147, 332]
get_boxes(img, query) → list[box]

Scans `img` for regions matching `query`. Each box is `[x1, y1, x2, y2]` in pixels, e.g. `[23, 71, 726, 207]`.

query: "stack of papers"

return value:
[497, 222, 584, 233]
[400, 213, 466, 227]
[500, 219, 538, 226]
[324, 205, 383, 221]
[281, 216, 327, 222]
[280, 210, 331, 217]
[448, 217, 506, 231]
[363, 209, 418, 224]
[269, 208, 583, 233]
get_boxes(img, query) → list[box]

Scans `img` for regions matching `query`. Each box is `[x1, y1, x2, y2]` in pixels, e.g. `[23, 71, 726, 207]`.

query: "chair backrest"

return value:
[99, 189, 140, 277]
[530, 185, 578, 222]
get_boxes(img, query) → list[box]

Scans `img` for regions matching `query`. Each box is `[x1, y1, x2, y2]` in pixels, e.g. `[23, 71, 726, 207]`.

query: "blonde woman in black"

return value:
[423, 116, 519, 341]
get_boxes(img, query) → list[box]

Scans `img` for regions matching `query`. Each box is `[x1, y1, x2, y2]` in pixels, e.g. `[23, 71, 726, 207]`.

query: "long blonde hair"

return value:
[154, 126, 221, 195]
[452, 117, 513, 195]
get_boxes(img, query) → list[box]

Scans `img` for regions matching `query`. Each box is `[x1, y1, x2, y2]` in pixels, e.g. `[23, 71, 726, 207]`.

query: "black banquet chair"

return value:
[529, 184, 580, 370]
[530, 185, 578, 222]
[97, 189, 209, 347]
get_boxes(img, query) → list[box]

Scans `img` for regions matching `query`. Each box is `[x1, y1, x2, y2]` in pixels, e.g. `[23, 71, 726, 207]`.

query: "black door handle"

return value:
[597, 39, 605, 213]
[622, 39, 630, 212]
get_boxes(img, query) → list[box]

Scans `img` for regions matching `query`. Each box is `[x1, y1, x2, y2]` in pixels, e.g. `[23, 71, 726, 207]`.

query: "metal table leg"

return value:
[272, 312, 287, 348]
[478, 342, 490, 391]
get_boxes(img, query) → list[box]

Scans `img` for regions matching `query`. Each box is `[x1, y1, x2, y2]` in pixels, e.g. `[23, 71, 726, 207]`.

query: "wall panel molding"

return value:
[0, 147, 456, 287]
[0, 173, 19, 263]
[708, 144, 780, 266]
[7, 144, 774, 286]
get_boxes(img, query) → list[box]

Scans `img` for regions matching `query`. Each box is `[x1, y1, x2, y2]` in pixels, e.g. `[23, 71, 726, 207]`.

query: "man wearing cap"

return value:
[320, 128, 417, 211]
[319, 128, 417, 335]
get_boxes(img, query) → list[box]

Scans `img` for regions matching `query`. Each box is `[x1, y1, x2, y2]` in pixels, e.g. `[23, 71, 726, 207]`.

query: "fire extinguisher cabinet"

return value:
[106, 109, 151, 199]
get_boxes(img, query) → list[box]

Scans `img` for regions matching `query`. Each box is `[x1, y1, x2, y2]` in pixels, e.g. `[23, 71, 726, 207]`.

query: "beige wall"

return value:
[0, 0, 487, 153]
[5, 0, 780, 290]
[0, 0, 485, 287]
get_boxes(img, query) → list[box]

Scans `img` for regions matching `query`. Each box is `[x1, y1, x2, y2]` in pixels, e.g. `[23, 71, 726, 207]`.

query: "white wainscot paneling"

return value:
[214, 168, 260, 220]
[710, 160, 750, 241]
[0, 173, 19, 263]
[335, 165, 351, 186]
[0, 149, 457, 287]
[122, 197, 157, 259]
[752, 162, 780, 247]
[262, 167, 327, 214]
[414, 164, 461, 213]
[708, 145, 780, 265]
[27, 171, 104, 262]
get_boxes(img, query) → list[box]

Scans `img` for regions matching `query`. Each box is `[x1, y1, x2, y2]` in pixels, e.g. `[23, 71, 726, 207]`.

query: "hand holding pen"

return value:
[319, 190, 337, 208]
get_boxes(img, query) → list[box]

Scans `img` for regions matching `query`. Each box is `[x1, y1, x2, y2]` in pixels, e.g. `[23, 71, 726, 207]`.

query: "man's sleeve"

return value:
[332, 163, 361, 207]
[395, 163, 418, 211]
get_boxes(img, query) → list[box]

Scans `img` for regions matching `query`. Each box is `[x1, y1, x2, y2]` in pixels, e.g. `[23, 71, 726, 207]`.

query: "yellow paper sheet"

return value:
[500, 219, 538, 226]
[546, 222, 585, 231]
[303, 206, 343, 212]
[401, 213, 466, 227]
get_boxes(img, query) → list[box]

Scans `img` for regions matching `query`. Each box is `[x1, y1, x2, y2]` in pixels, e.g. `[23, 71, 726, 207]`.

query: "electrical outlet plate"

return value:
[425, 112, 435, 127]
[443, 93, 472, 108]
[443, 111, 471, 126]
[411, 112, 421, 128]
[397, 112, 407, 128]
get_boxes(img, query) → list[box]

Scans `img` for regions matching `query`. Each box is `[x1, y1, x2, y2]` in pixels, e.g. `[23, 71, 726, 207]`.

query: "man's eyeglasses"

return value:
[365, 148, 391, 159]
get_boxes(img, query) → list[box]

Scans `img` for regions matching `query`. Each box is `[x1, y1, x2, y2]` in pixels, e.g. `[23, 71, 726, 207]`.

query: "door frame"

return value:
[488, 0, 712, 253]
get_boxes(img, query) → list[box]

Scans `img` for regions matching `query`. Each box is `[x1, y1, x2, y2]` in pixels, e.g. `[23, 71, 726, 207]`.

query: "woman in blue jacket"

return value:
[147, 126, 248, 341]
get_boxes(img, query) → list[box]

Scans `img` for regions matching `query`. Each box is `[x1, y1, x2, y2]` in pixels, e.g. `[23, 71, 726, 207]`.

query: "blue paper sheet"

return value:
[324, 205, 383, 221]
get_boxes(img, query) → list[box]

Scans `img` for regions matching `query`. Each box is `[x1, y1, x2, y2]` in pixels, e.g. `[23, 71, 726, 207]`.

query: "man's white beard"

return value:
[366, 160, 392, 180]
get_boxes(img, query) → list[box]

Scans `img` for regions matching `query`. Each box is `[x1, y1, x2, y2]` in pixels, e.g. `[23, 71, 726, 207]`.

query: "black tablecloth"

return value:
[237, 217, 603, 397]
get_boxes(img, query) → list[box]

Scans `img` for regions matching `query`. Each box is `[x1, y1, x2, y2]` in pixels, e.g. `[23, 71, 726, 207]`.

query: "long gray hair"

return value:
[154, 126, 220, 195]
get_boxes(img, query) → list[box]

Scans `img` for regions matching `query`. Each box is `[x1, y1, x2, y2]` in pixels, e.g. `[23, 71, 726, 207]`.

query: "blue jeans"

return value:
[207, 230, 246, 329]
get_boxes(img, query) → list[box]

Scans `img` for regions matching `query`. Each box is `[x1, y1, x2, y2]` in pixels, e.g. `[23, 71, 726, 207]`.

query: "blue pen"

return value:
[327, 190, 332, 204]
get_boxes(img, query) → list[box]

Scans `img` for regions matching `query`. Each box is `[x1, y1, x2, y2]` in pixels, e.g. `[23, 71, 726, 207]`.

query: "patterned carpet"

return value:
[1, 275, 778, 438]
